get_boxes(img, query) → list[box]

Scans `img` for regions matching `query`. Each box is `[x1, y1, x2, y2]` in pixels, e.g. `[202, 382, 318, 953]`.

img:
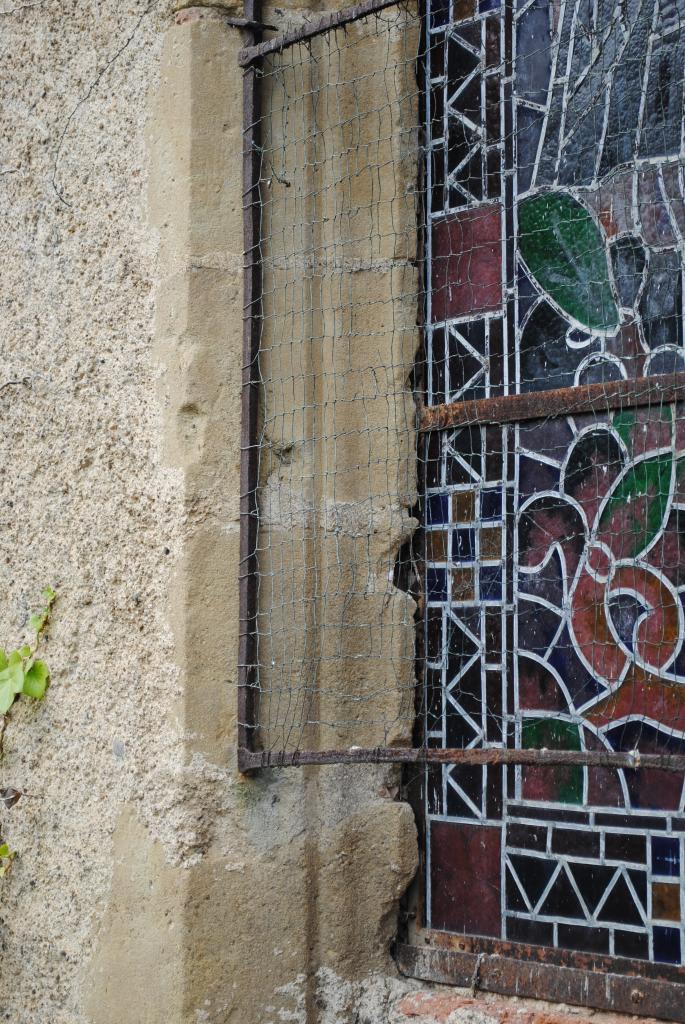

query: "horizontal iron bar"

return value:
[419, 371, 685, 432]
[238, 745, 685, 771]
[395, 944, 685, 1022]
[238, 0, 405, 65]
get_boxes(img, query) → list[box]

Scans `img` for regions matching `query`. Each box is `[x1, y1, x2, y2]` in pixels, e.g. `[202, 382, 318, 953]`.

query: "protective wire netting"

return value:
[243, 0, 685, 804]
[246, 3, 422, 756]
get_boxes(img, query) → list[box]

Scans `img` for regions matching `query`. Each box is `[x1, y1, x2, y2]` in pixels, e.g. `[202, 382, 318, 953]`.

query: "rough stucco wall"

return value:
[0, 2, 185, 1021]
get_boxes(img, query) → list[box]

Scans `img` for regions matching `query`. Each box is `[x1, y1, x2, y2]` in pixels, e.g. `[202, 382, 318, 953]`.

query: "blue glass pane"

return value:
[652, 837, 680, 877]
[480, 566, 503, 600]
[427, 568, 448, 601]
[481, 488, 502, 520]
[426, 493, 449, 525]
[653, 927, 681, 965]
[453, 528, 475, 561]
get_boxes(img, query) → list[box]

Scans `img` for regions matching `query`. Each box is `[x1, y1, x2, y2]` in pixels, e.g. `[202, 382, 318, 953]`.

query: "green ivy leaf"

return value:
[0, 650, 8, 673]
[23, 660, 49, 700]
[29, 614, 44, 633]
[0, 660, 24, 700]
[42, 587, 55, 604]
[518, 192, 619, 331]
[0, 844, 15, 876]
[18, 645, 31, 659]
[0, 670, 17, 714]
[10, 664, 23, 695]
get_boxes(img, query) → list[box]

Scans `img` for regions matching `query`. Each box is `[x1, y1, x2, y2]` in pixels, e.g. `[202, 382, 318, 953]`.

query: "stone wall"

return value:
[0, 3, 419, 1021]
[255, 6, 420, 754]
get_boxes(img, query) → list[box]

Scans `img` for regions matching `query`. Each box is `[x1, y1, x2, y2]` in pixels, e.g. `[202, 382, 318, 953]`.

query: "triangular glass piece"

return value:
[458, 318, 487, 357]
[447, 39, 479, 97]
[447, 121, 478, 177]
[460, 150, 484, 201]
[450, 74, 482, 124]
[568, 862, 616, 915]
[539, 865, 586, 918]
[447, 661, 482, 721]
[506, 863, 529, 912]
[450, 336, 485, 397]
[448, 424, 483, 480]
[445, 697, 479, 747]
[509, 854, 557, 908]
[452, 21, 482, 51]
[598, 873, 644, 926]
[447, 765, 483, 806]
[628, 869, 647, 912]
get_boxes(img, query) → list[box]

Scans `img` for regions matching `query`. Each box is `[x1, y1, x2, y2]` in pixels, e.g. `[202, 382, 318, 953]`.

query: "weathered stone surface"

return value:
[393, 991, 668, 1024]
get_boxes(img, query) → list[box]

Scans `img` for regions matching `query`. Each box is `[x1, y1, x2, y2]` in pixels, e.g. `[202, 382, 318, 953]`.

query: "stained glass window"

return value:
[424, 0, 685, 966]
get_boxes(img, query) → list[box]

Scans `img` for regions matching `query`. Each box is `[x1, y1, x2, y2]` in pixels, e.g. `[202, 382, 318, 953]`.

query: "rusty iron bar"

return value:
[409, 928, 685, 982]
[237, 0, 263, 775]
[238, 745, 685, 771]
[419, 371, 685, 432]
[395, 943, 685, 1022]
[238, 0, 407, 65]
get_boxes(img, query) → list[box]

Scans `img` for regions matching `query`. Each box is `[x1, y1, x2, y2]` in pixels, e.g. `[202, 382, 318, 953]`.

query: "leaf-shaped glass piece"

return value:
[599, 454, 673, 557]
[519, 192, 619, 331]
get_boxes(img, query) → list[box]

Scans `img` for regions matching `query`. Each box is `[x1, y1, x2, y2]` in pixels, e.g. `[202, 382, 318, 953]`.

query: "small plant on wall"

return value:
[0, 587, 56, 875]
[0, 587, 55, 716]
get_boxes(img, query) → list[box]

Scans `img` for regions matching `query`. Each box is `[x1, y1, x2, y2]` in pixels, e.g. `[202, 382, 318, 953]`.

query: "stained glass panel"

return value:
[424, 0, 685, 966]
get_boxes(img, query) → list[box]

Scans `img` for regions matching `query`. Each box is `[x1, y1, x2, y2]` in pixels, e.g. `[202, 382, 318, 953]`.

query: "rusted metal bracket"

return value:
[224, 15, 278, 31]
[396, 942, 685, 1022]
[419, 371, 685, 432]
[238, 0, 408, 65]
[238, 745, 685, 771]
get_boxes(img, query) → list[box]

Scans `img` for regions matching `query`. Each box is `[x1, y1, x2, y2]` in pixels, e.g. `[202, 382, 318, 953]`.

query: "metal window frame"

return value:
[237, 4, 685, 1016]
[237, 0, 263, 766]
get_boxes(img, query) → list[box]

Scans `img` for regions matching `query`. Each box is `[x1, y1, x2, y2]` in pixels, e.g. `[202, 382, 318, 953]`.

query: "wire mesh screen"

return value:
[242, 0, 685, 765]
[243, 2, 423, 758]
[241, 0, 685, 979]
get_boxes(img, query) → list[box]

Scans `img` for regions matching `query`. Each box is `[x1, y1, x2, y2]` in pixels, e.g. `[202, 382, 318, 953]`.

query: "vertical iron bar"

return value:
[238, 0, 263, 774]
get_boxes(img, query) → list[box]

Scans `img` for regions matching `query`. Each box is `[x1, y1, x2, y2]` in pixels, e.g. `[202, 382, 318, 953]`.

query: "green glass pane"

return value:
[519, 192, 618, 332]
[522, 717, 582, 804]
